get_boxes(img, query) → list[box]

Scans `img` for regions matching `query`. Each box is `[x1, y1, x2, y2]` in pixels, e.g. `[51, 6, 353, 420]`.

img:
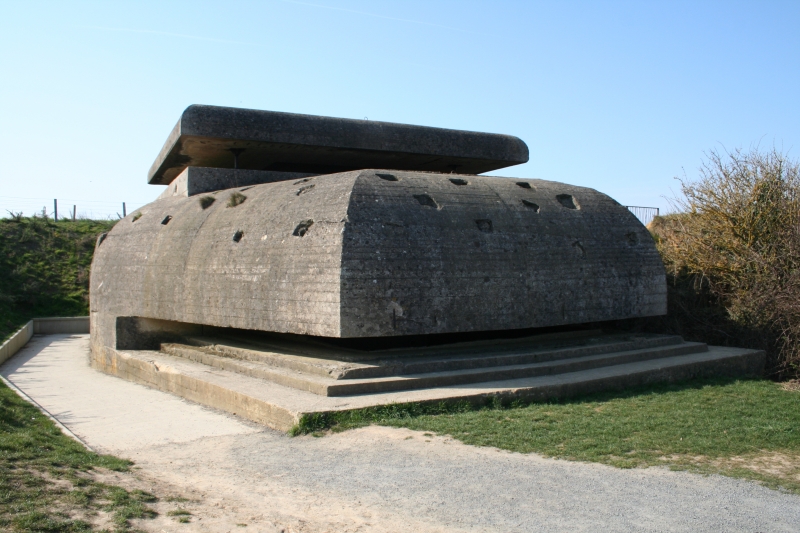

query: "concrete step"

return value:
[167, 332, 686, 380]
[90, 344, 765, 432]
[161, 340, 709, 396]
[322, 342, 710, 396]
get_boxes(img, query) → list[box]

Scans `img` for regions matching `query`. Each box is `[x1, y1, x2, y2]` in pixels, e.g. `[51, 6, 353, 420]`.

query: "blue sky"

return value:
[1, 0, 798, 218]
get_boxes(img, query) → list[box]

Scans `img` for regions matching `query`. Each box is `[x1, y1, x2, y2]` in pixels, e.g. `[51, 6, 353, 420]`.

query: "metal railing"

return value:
[625, 206, 660, 226]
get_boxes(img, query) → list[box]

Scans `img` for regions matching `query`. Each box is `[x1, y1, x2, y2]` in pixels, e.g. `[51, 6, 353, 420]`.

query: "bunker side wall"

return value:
[339, 171, 667, 337]
[90, 172, 357, 353]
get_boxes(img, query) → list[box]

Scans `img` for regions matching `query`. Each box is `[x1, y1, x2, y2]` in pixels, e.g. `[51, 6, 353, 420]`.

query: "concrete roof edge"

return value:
[147, 109, 188, 184]
[147, 104, 530, 185]
[182, 104, 529, 157]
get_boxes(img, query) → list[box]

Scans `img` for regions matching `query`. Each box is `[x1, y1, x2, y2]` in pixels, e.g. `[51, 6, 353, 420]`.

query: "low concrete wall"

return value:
[33, 317, 90, 335]
[0, 321, 34, 366]
[0, 317, 90, 366]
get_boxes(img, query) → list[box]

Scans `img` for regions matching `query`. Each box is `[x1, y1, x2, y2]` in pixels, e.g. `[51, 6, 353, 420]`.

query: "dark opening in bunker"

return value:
[521, 200, 540, 212]
[232, 230, 244, 242]
[161, 215, 172, 225]
[293, 220, 314, 237]
[516, 182, 532, 189]
[376, 173, 398, 181]
[475, 219, 493, 233]
[449, 178, 468, 186]
[114, 316, 602, 353]
[557, 194, 579, 209]
[414, 194, 439, 209]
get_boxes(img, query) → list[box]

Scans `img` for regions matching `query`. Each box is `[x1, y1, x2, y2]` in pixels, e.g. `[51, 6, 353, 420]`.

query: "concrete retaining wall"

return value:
[0, 321, 34, 366]
[33, 317, 90, 335]
[0, 317, 90, 366]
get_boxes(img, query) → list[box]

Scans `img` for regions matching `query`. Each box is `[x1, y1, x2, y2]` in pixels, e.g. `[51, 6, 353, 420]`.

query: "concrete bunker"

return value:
[91, 106, 666, 351]
[83, 104, 765, 434]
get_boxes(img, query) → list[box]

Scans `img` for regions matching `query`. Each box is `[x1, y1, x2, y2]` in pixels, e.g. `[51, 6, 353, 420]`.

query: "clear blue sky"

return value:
[1, 0, 798, 218]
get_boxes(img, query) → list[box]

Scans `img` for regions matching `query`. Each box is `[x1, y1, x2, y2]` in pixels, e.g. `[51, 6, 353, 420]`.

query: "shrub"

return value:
[227, 192, 246, 208]
[199, 195, 216, 209]
[650, 147, 800, 377]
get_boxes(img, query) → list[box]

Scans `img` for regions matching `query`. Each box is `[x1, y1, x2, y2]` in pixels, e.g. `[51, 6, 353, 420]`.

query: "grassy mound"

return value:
[0, 216, 114, 342]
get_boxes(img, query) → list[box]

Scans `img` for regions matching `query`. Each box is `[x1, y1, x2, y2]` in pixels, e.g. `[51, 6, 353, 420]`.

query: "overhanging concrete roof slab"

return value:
[148, 105, 529, 185]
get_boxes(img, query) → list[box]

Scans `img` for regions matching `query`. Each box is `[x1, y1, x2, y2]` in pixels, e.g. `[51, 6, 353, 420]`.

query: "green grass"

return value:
[292, 378, 800, 493]
[0, 215, 158, 530]
[0, 216, 114, 342]
[0, 379, 157, 531]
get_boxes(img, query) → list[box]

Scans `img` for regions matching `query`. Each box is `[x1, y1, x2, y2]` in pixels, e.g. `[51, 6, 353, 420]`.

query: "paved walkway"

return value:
[3, 334, 800, 533]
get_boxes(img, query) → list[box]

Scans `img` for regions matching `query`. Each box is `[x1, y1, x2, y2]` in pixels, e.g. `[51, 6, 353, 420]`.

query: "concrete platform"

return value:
[91, 332, 765, 432]
[159, 333, 707, 395]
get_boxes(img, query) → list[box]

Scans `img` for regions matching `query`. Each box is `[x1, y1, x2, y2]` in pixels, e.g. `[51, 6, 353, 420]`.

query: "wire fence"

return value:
[0, 196, 148, 221]
[1, 195, 664, 228]
[625, 206, 660, 226]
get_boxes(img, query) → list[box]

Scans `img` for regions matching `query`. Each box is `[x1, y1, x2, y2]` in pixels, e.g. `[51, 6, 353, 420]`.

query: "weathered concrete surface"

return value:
[91, 342, 764, 431]
[3, 335, 797, 533]
[166, 330, 678, 380]
[0, 322, 32, 365]
[1, 318, 89, 366]
[2, 335, 259, 449]
[158, 339, 714, 396]
[91, 170, 666, 350]
[148, 105, 529, 185]
[33, 317, 89, 334]
[157, 166, 316, 199]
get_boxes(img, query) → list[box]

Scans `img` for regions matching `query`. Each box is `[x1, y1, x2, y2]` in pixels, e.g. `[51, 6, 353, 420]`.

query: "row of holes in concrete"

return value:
[146, 207, 574, 244]
[137, 175, 579, 243]
[376, 173, 579, 213]
[235, 217, 493, 243]
[128, 211, 639, 245]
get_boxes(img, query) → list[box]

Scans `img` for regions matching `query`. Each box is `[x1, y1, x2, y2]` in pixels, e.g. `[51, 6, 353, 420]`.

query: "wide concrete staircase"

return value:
[93, 330, 764, 431]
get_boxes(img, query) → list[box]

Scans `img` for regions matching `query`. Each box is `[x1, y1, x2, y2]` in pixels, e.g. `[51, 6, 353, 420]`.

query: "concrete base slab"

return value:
[91, 341, 765, 432]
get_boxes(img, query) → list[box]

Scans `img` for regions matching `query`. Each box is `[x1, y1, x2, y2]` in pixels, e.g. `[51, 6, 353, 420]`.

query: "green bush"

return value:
[649, 148, 800, 377]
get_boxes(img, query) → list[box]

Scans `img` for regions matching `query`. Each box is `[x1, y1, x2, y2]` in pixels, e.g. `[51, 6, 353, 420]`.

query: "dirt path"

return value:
[4, 335, 800, 532]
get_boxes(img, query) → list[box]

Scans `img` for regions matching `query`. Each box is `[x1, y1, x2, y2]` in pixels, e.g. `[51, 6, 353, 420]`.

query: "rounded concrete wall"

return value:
[90, 170, 666, 351]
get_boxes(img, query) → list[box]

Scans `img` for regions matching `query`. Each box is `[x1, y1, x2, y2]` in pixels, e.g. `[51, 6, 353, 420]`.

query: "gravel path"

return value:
[3, 334, 799, 532]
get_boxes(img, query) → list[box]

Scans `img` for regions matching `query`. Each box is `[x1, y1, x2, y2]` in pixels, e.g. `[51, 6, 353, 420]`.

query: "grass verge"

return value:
[0, 379, 157, 531]
[292, 378, 800, 493]
[0, 216, 115, 343]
